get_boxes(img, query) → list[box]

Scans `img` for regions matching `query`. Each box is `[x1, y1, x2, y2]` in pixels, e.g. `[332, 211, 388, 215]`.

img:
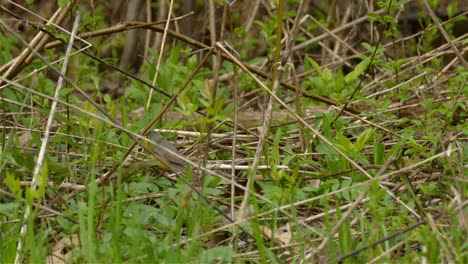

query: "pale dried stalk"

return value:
[0, 3, 71, 85]
[146, 0, 174, 109]
[209, 0, 217, 70]
[143, 0, 152, 59]
[309, 157, 396, 258]
[238, 64, 283, 220]
[367, 239, 407, 264]
[421, 0, 467, 68]
[14, 13, 81, 264]
[0, 189, 76, 223]
[216, 42, 419, 218]
[180, 146, 459, 247]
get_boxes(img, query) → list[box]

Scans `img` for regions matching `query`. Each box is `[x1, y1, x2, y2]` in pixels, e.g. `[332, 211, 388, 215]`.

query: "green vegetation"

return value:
[0, 0, 466, 263]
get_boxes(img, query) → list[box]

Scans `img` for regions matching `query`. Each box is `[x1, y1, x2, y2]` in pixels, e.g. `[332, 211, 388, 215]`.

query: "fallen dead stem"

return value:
[1, 16, 359, 113]
[1, 1, 466, 262]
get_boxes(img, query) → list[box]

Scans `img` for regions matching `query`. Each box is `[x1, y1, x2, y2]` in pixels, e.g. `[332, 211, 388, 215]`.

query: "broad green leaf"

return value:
[345, 58, 371, 84]
[367, 12, 383, 23]
[335, 132, 353, 153]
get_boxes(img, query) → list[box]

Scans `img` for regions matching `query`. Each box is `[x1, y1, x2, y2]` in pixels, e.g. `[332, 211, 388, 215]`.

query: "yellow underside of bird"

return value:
[145, 131, 187, 173]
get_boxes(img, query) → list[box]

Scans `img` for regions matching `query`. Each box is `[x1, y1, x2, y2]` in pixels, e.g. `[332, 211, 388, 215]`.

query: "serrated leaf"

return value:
[322, 67, 332, 81]
[5, 172, 22, 199]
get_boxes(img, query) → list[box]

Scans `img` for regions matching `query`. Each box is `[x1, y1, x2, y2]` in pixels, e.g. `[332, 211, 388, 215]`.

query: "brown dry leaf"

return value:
[18, 131, 32, 148]
[46, 234, 79, 264]
[260, 223, 292, 246]
[306, 179, 321, 188]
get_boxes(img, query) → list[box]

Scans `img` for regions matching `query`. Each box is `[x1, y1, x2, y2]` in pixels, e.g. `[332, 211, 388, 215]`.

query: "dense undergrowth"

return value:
[0, 0, 466, 263]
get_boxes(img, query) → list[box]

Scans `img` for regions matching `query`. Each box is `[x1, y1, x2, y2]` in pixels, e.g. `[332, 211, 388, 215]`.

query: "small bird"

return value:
[146, 131, 187, 173]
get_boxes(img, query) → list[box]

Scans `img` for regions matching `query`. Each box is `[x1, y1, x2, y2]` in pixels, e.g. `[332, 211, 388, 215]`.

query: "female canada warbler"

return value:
[146, 131, 187, 173]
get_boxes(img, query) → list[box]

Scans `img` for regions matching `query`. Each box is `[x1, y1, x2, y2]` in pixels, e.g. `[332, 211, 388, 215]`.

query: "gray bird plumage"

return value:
[147, 131, 187, 172]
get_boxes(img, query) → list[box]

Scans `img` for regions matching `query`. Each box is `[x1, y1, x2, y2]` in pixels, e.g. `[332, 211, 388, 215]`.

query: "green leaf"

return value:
[447, 3, 458, 18]
[305, 56, 322, 74]
[335, 132, 353, 153]
[12, 148, 35, 171]
[234, 26, 247, 38]
[385, 136, 409, 161]
[367, 12, 383, 23]
[258, 182, 283, 203]
[374, 138, 385, 165]
[345, 58, 371, 84]
[5, 172, 22, 199]
[31, 161, 48, 199]
[337, 204, 352, 254]
[383, 15, 398, 24]
[213, 0, 230, 4]
[198, 246, 234, 263]
[361, 42, 373, 52]
[356, 128, 375, 151]
[58, 0, 70, 7]
[419, 183, 439, 196]
[272, 129, 283, 166]
[0, 202, 20, 215]
[322, 67, 332, 81]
